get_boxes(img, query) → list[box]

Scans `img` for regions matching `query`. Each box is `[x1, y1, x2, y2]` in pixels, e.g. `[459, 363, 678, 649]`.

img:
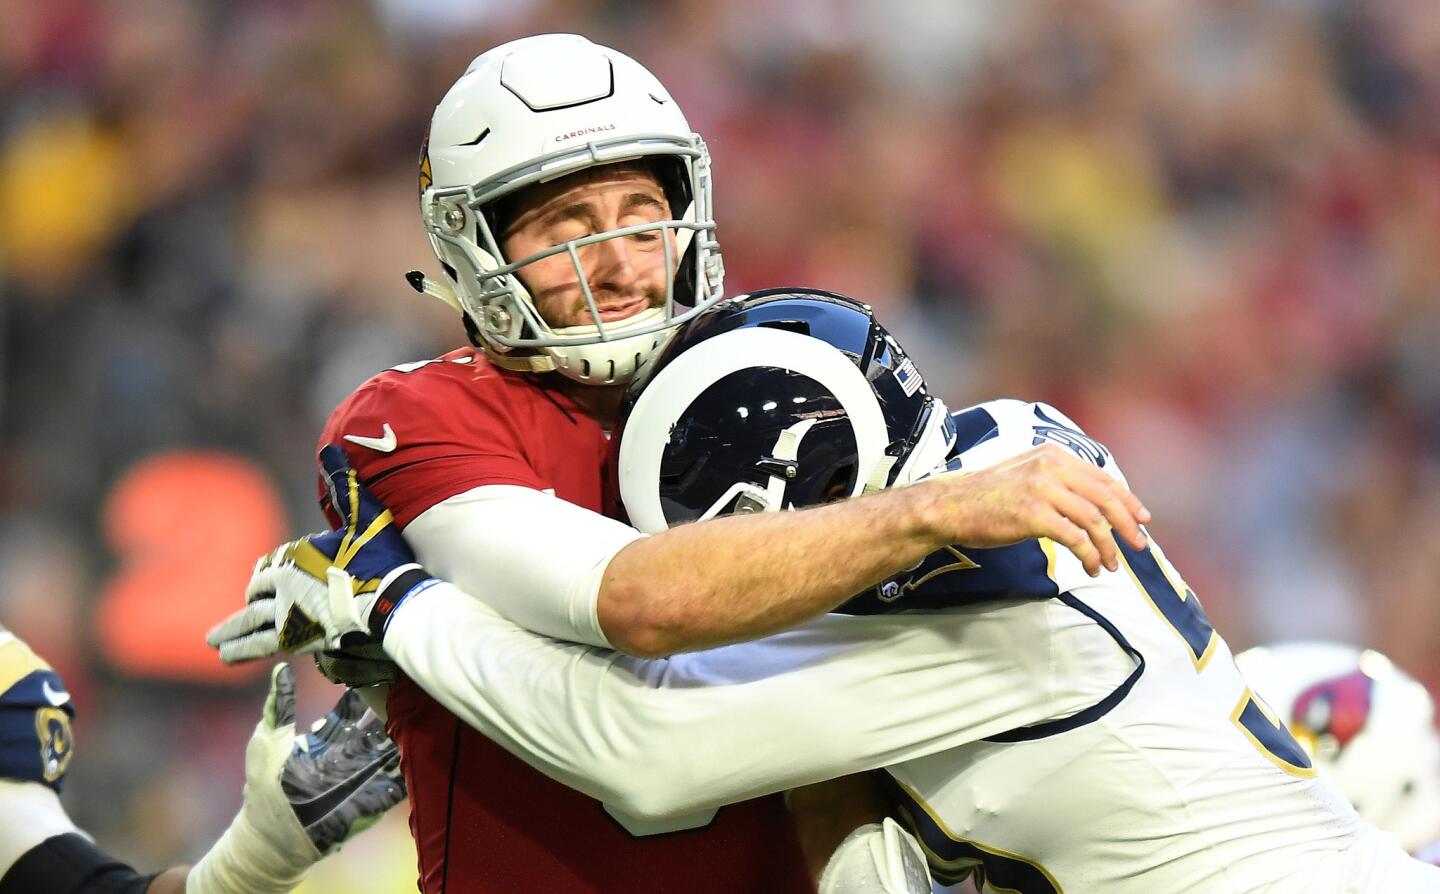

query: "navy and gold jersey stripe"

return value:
[839, 538, 1058, 615]
[879, 773, 1063, 892]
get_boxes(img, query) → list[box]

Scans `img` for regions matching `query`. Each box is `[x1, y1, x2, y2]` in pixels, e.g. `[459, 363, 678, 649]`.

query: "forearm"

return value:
[600, 435, 1153, 657]
[0, 830, 165, 894]
[404, 486, 642, 648]
[183, 803, 312, 894]
[384, 581, 1073, 819]
[599, 484, 944, 656]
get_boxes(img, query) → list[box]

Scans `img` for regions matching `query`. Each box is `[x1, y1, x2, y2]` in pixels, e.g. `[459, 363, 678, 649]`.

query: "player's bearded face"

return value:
[500, 166, 675, 330]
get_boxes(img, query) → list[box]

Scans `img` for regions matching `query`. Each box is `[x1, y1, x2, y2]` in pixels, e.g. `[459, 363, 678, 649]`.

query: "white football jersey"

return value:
[872, 400, 1438, 893]
[381, 398, 1440, 890]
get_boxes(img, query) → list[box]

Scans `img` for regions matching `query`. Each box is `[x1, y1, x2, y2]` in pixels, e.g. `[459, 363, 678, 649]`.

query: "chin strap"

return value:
[733, 418, 818, 514]
[485, 352, 558, 374]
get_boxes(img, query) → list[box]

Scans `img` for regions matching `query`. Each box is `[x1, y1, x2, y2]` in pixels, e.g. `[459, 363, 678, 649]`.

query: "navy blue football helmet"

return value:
[614, 288, 957, 533]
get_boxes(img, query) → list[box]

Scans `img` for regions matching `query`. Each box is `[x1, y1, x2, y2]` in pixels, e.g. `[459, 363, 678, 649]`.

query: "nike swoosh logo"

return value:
[41, 680, 70, 707]
[344, 424, 397, 453]
[289, 746, 398, 828]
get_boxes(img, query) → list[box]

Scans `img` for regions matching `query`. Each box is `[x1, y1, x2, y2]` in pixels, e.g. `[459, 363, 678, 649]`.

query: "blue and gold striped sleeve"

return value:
[0, 633, 75, 791]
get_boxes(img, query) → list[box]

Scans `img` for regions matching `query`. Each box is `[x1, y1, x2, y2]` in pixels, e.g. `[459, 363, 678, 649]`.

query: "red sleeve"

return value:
[317, 361, 544, 528]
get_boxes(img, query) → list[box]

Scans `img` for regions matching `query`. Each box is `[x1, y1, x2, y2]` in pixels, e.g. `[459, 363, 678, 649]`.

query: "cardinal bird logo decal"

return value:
[1290, 669, 1374, 760]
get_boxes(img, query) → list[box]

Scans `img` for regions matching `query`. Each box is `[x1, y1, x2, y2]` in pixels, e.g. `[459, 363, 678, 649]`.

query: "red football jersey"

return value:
[319, 347, 812, 893]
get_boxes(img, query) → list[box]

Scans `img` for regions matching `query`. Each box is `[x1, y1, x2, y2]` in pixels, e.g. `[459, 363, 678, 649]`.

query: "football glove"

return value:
[818, 818, 933, 894]
[314, 642, 399, 689]
[187, 664, 405, 894]
[283, 680, 404, 853]
[207, 444, 438, 664]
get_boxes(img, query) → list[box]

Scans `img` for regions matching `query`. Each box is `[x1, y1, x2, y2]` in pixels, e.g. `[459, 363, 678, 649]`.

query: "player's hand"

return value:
[207, 444, 432, 662]
[315, 642, 399, 689]
[929, 443, 1151, 577]
[282, 681, 405, 853]
[187, 664, 405, 894]
[818, 818, 932, 894]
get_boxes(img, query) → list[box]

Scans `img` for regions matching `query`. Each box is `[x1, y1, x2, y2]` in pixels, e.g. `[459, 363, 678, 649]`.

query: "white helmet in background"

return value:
[412, 33, 725, 385]
[1235, 642, 1440, 852]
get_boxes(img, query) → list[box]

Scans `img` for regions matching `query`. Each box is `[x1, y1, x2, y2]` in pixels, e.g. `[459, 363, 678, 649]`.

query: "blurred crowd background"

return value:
[3, 0, 1439, 889]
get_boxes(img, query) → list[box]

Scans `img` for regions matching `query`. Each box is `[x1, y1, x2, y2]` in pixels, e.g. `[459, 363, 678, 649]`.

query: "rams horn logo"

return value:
[35, 706, 74, 783]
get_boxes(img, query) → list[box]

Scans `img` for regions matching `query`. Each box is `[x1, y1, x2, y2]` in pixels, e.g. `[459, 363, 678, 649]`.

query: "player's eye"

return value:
[546, 223, 593, 247]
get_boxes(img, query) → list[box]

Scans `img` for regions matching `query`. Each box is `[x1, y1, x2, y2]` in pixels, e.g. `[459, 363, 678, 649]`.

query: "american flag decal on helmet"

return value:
[894, 356, 923, 397]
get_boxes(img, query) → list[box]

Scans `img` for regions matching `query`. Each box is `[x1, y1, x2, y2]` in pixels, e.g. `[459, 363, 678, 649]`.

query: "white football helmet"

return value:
[413, 33, 725, 385]
[1235, 642, 1440, 852]
[614, 289, 955, 535]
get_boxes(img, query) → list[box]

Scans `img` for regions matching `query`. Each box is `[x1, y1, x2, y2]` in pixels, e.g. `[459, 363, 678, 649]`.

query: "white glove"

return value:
[187, 663, 321, 894]
[818, 818, 934, 894]
[207, 445, 432, 665]
[208, 551, 401, 664]
[186, 664, 404, 894]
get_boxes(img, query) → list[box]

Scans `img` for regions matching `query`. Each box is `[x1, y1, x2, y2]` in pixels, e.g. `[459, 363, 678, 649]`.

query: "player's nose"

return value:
[585, 236, 660, 304]
[586, 231, 638, 277]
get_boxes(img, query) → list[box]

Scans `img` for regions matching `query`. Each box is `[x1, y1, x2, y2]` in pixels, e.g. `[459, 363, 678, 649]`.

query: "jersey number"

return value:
[1117, 538, 1314, 778]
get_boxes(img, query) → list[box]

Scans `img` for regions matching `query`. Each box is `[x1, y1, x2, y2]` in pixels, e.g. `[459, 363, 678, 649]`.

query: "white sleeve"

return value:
[402, 485, 646, 648]
[0, 779, 82, 877]
[383, 582, 1099, 820]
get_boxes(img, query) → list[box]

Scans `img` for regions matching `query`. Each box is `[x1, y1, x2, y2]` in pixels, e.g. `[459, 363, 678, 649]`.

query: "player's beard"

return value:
[527, 278, 668, 330]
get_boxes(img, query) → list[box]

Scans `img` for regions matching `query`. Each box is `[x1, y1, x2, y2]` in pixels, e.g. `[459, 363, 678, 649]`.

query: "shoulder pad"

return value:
[949, 399, 1121, 480]
[0, 636, 75, 791]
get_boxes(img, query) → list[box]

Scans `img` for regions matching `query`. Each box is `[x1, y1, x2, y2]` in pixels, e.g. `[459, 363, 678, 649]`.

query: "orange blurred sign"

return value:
[96, 451, 287, 683]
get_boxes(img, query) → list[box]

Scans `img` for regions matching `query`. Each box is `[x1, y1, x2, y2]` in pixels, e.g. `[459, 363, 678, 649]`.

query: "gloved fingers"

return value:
[208, 599, 276, 651]
[330, 688, 369, 725]
[879, 818, 931, 893]
[262, 663, 297, 732]
[319, 445, 359, 529]
[320, 443, 397, 542]
[246, 557, 282, 603]
[326, 566, 364, 636]
[315, 650, 398, 688]
[218, 628, 283, 665]
[309, 689, 368, 746]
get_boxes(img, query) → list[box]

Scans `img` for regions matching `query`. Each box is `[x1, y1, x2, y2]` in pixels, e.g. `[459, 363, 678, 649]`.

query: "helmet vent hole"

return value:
[1402, 780, 1416, 797]
[459, 128, 491, 147]
[581, 359, 592, 378]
